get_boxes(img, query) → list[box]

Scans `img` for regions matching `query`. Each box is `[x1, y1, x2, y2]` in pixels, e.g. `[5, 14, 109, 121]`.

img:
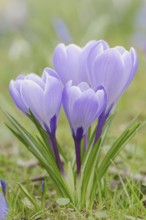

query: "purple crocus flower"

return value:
[0, 180, 8, 220]
[53, 41, 97, 85]
[87, 40, 138, 112]
[9, 68, 62, 134]
[63, 81, 107, 173]
[86, 40, 138, 143]
[9, 68, 64, 174]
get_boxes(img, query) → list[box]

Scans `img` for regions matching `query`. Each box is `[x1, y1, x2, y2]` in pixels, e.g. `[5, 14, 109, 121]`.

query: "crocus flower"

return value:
[9, 68, 62, 135]
[86, 40, 138, 143]
[53, 41, 97, 85]
[53, 17, 72, 43]
[63, 81, 107, 173]
[0, 180, 8, 220]
[87, 40, 138, 112]
[9, 68, 64, 173]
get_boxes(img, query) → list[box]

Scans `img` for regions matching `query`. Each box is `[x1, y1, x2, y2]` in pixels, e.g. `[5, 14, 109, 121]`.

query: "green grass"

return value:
[1, 0, 146, 219]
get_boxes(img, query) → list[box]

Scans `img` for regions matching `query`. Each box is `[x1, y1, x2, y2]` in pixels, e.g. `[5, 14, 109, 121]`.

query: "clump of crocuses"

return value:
[8, 40, 142, 209]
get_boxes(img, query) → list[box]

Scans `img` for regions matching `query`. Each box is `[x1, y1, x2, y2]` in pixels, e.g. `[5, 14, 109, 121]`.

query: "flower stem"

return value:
[50, 133, 65, 175]
[74, 137, 82, 174]
[94, 113, 106, 145]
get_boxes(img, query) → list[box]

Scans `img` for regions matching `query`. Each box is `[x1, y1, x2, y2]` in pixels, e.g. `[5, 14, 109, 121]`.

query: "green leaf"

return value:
[28, 111, 50, 146]
[97, 120, 144, 180]
[6, 113, 73, 200]
[89, 118, 146, 208]
[29, 111, 68, 163]
[17, 183, 39, 210]
[80, 139, 101, 208]
[65, 162, 75, 202]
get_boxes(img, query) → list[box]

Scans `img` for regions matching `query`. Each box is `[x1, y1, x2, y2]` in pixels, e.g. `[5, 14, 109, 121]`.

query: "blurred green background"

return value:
[0, 0, 146, 180]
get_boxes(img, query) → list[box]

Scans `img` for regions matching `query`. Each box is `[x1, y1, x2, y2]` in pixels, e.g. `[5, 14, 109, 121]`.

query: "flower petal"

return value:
[89, 48, 125, 109]
[42, 75, 62, 129]
[0, 195, 8, 220]
[63, 82, 106, 136]
[71, 88, 106, 134]
[26, 73, 45, 89]
[20, 80, 44, 123]
[42, 67, 60, 82]
[63, 81, 81, 124]
[53, 43, 81, 84]
[87, 40, 109, 77]
[53, 41, 99, 85]
[9, 80, 28, 113]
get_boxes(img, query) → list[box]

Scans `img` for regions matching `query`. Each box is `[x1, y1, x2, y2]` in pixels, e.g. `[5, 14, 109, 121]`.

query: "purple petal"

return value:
[71, 88, 106, 134]
[42, 67, 61, 82]
[89, 48, 125, 109]
[0, 195, 8, 220]
[53, 41, 99, 85]
[79, 41, 99, 82]
[0, 181, 8, 220]
[42, 75, 62, 129]
[94, 86, 107, 117]
[78, 82, 90, 91]
[114, 46, 126, 54]
[9, 80, 28, 114]
[26, 73, 45, 89]
[87, 40, 109, 76]
[20, 80, 44, 124]
[0, 181, 6, 196]
[53, 43, 81, 84]
[124, 47, 138, 87]
[63, 82, 106, 136]
[63, 81, 81, 124]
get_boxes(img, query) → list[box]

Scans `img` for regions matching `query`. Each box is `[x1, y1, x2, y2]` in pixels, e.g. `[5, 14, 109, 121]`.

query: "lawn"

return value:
[1, 0, 146, 219]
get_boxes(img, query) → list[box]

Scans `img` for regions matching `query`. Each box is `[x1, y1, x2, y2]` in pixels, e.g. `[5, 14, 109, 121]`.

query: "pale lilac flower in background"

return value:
[0, 180, 8, 220]
[63, 81, 107, 173]
[131, 1, 146, 53]
[53, 17, 72, 43]
[53, 41, 97, 85]
[9, 68, 64, 173]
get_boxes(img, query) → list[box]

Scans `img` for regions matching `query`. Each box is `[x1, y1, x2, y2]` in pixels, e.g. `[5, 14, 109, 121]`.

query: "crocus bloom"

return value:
[9, 68, 64, 173]
[87, 40, 138, 113]
[86, 40, 138, 142]
[63, 81, 107, 137]
[0, 180, 8, 220]
[63, 81, 107, 173]
[9, 68, 62, 135]
[53, 41, 97, 85]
